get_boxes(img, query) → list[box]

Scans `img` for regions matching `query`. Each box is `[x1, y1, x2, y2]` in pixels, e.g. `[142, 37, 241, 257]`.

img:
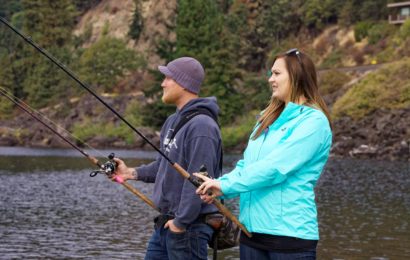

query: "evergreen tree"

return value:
[143, 0, 244, 126]
[175, 0, 243, 124]
[14, 0, 77, 108]
[302, 0, 342, 31]
[128, 1, 143, 40]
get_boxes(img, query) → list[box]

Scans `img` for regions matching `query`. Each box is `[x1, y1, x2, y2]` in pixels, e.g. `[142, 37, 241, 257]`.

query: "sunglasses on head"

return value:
[267, 48, 303, 78]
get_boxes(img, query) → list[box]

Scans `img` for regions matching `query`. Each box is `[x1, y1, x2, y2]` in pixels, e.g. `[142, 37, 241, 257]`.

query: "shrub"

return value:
[354, 21, 373, 42]
[368, 22, 395, 45]
[320, 50, 343, 69]
[318, 70, 351, 95]
[78, 37, 145, 92]
[222, 111, 258, 149]
[399, 19, 410, 39]
[332, 58, 410, 119]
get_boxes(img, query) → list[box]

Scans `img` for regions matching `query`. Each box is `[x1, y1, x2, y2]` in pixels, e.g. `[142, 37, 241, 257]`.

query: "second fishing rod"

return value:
[0, 16, 251, 237]
[0, 87, 158, 212]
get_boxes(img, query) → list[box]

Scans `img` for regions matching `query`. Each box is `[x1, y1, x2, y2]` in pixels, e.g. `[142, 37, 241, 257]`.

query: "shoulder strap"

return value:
[168, 108, 218, 141]
[168, 107, 223, 177]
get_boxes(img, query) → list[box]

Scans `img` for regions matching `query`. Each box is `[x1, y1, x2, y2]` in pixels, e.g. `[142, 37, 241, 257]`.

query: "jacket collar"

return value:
[273, 102, 306, 127]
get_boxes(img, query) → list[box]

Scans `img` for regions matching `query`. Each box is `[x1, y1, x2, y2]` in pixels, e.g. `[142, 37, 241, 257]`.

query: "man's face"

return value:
[161, 76, 185, 105]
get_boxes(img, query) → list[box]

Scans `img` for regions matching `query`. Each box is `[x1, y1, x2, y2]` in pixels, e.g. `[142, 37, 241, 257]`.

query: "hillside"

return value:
[0, 0, 409, 161]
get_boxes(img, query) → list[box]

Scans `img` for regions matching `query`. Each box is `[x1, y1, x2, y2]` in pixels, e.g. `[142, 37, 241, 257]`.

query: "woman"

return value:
[195, 49, 332, 259]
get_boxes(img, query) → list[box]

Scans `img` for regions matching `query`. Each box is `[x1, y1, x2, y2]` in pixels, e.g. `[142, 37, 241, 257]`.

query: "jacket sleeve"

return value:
[220, 115, 332, 196]
[217, 159, 245, 199]
[173, 133, 221, 229]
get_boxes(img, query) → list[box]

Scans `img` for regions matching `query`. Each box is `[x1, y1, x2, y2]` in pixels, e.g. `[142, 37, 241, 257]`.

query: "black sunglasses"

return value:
[286, 48, 303, 65]
[267, 48, 303, 78]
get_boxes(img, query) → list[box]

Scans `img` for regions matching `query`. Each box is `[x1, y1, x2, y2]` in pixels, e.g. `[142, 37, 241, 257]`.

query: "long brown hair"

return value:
[252, 50, 332, 140]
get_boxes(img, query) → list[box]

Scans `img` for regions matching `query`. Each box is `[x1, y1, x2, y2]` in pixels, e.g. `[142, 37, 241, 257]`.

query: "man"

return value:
[113, 57, 222, 260]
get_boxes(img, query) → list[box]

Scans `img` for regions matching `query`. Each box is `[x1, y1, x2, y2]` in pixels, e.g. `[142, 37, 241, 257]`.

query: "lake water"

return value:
[0, 147, 409, 259]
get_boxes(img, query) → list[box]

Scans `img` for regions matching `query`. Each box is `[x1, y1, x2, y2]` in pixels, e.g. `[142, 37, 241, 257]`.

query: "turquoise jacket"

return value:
[219, 102, 332, 240]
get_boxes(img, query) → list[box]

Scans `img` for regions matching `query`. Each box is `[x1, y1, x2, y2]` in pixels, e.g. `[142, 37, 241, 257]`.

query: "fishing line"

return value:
[0, 87, 159, 211]
[0, 16, 252, 237]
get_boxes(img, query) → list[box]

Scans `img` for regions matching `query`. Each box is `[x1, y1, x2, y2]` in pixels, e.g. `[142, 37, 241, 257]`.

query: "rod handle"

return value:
[173, 162, 252, 238]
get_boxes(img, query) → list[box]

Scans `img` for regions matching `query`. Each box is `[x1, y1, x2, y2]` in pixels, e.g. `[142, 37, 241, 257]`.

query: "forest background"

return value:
[0, 0, 409, 161]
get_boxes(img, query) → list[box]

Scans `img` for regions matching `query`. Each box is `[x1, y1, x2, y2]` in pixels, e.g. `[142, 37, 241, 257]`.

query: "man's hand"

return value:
[110, 158, 137, 183]
[164, 219, 186, 233]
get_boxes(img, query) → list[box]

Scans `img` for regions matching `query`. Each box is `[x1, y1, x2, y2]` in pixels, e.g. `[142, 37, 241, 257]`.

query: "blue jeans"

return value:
[144, 222, 214, 260]
[240, 244, 316, 260]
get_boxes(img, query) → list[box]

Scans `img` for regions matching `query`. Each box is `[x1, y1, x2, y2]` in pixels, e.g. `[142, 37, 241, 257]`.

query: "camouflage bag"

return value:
[205, 213, 241, 249]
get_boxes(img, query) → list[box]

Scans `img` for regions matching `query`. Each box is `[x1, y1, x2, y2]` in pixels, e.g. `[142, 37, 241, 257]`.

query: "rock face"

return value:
[73, 0, 177, 68]
[0, 94, 160, 150]
[331, 108, 410, 161]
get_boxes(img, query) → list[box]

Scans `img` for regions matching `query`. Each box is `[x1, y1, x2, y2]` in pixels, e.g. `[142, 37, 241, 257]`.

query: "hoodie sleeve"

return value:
[135, 118, 170, 183]
[136, 154, 161, 183]
[173, 121, 221, 229]
[220, 115, 332, 196]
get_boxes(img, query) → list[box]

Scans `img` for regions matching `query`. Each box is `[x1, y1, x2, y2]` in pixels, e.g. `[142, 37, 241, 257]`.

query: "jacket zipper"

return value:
[249, 126, 270, 230]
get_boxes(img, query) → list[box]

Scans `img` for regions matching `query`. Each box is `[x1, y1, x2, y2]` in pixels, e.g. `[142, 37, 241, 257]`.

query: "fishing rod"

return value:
[0, 16, 251, 237]
[0, 87, 158, 212]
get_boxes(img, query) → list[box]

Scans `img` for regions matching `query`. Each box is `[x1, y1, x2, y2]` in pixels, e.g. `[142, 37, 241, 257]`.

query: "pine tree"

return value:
[17, 0, 77, 108]
[175, 0, 243, 124]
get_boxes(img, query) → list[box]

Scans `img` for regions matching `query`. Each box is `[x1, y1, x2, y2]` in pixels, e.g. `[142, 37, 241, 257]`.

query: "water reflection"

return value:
[0, 148, 409, 259]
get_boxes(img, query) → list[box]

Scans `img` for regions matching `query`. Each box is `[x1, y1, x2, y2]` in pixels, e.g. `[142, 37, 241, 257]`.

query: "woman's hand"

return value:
[194, 173, 223, 204]
[110, 158, 136, 183]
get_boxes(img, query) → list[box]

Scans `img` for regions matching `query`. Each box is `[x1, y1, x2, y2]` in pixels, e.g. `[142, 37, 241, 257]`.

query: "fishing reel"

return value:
[90, 153, 117, 177]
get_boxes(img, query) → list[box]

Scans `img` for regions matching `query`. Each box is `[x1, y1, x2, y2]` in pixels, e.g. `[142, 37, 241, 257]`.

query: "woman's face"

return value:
[268, 58, 291, 103]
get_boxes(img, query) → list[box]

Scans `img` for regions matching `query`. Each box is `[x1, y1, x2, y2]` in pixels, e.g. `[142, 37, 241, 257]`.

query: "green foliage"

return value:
[320, 50, 343, 69]
[22, 48, 72, 108]
[332, 58, 410, 119]
[141, 101, 174, 128]
[399, 19, 410, 40]
[0, 0, 77, 108]
[368, 22, 394, 45]
[221, 110, 257, 149]
[124, 98, 144, 127]
[144, 0, 244, 126]
[354, 21, 373, 42]
[72, 0, 102, 14]
[0, 0, 22, 19]
[303, 0, 342, 30]
[71, 117, 138, 145]
[357, 0, 388, 22]
[338, 1, 355, 26]
[128, 2, 143, 40]
[319, 70, 351, 95]
[175, 0, 243, 125]
[0, 86, 14, 119]
[23, 50, 72, 108]
[73, 23, 93, 48]
[101, 21, 110, 37]
[242, 72, 271, 111]
[21, 0, 77, 48]
[78, 37, 144, 92]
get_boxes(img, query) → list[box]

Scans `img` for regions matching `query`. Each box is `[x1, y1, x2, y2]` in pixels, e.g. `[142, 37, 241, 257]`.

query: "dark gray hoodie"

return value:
[136, 97, 222, 229]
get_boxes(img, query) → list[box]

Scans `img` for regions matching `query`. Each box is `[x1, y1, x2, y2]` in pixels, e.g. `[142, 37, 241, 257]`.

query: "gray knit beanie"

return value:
[158, 57, 205, 94]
